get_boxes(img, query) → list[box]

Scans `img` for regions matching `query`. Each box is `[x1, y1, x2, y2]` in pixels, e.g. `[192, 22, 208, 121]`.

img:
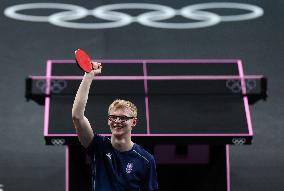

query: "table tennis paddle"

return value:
[75, 49, 93, 73]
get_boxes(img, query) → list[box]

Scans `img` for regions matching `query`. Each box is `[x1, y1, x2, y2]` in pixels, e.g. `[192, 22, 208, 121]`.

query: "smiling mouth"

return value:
[113, 125, 123, 129]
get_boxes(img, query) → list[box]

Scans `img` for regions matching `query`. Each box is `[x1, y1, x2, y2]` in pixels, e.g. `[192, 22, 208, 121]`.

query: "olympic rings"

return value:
[36, 80, 67, 94]
[226, 79, 257, 93]
[232, 138, 246, 145]
[4, 3, 87, 22]
[4, 2, 264, 29]
[51, 138, 66, 145]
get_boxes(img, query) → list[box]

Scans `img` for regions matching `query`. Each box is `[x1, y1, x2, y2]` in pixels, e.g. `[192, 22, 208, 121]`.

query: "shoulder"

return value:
[132, 144, 155, 164]
[89, 134, 110, 145]
[86, 134, 111, 154]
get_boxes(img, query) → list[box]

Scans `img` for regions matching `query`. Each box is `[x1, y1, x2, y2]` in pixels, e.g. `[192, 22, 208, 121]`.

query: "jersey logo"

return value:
[126, 163, 133, 174]
[106, 153, 112, 160]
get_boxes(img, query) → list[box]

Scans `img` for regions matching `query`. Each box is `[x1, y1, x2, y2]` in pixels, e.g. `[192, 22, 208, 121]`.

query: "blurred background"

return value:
[0, 0, 283, 190]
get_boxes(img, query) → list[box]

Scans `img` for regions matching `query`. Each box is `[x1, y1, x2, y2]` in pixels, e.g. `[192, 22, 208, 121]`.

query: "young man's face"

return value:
[108, 107, 137, 137]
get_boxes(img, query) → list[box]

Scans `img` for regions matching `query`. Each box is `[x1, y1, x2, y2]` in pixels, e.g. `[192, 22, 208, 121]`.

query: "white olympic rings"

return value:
[51, 138, 66, 146]
[36, 80, 67, 94]
[4, 2, 264, 29]
[226, 79, 256, 93]
[232, 138, 246, 145]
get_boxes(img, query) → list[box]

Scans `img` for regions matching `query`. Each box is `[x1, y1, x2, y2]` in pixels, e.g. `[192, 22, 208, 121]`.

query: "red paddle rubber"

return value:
[75, 49, 93, 73]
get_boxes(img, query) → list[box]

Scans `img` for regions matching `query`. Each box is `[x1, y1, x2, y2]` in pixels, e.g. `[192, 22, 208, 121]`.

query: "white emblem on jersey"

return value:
[106, 153, 112, 160]
[126, 163, 133, 174]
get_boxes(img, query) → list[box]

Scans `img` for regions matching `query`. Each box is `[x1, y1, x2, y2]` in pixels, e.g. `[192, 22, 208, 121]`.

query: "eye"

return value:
[120, 116, 129, 121]
[108, 115, 116, 121]
[108, 115, 134, 122]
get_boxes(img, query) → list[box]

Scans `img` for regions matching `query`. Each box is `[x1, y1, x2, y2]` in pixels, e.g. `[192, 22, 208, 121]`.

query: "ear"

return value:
[131, 118, 138, 127]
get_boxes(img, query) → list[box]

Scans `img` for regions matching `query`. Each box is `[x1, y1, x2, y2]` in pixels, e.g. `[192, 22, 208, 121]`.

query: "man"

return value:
[72, 61, 158, 191]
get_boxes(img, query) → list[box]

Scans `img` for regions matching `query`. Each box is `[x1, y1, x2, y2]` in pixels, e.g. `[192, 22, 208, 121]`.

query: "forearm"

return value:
[72, 73, 94, 119]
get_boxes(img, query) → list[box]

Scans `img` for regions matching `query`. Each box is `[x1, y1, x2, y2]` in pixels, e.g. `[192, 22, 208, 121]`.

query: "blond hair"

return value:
[108, 99, 137, 117]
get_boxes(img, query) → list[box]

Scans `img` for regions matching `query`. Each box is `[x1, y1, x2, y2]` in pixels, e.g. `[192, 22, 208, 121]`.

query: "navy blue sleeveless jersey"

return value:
[86, 134, 158, 191]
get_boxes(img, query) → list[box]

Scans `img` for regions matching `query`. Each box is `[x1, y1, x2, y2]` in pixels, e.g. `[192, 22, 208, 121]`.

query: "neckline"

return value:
[114, 143, 136, 154]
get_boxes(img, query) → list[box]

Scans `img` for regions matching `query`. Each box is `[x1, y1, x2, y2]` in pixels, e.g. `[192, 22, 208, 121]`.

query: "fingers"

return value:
[91, 61, 102, 69]
[91, 61, 102, 74]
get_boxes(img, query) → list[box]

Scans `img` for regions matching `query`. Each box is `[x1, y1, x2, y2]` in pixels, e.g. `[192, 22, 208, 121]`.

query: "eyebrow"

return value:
[108, 115, 134, 118]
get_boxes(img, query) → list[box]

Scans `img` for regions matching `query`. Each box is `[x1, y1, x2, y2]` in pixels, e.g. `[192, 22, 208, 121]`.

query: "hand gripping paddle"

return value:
[75, 49, 93, 73]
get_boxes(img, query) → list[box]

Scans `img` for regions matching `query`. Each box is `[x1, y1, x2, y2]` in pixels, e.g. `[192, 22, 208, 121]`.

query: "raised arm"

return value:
[72, 62, 102, 148]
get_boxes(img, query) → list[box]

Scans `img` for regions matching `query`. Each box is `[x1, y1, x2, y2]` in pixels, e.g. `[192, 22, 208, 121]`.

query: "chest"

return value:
[102, 149, 147, 181]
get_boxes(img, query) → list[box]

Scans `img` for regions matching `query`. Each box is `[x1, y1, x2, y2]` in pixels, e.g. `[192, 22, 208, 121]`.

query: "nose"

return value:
[112, 116, 122, 122]
[113, 117, 120, 122]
